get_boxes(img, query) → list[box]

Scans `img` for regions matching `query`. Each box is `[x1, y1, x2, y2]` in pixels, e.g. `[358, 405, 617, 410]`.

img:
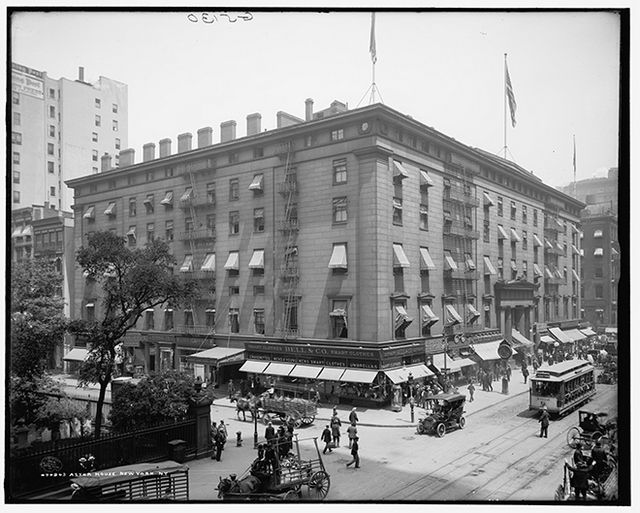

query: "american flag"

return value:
[369, 12, 377, 64]
[505, 61, 517, 127]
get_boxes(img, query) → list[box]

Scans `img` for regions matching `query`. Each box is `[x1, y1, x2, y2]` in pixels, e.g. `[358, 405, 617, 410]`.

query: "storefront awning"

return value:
[21, 225, 33, 237]
[288, 365, 323, 379]
[11, 227, 23, 238]
[63, 348, 89, 362]
[431, 353, 471, 371]
[497, 225, 508, 240]
[571, 269, 580, 282]
[419, 169, 434, 187]
[544, 266, 554, 279]
[594, 248, 603, 256]
[511, 329, 533, 347]
[224, 251, 239, 270]
[483, 256, 497, 275]
[540, 335, 556, 344]
[239, 360, 270, 374]
[563, 328, 587, 341]
[419, 247, 436, 271]
[340, 368, 379, 384]
[549, 327, 573, 344]
[421, 305, 439, 328]
[328, 243, 347, 269]
[248, 249, 265, 269]
[444, 304, 462, 326]
[393, 243, 410, 268]
[394, 305, 414, 331]
[263, 362, 295, 377]
[471, 340, 503, 361]
[453, 358, 476, 369]
[482, 191, 495, 207]
[392, 160, 409, 179]
[383, 364, 433, 384]
[180, 188, 193, 202]
[187, 347, 244, 365]
[571, 244, 580, 255]
[580, 328, 597, 337]
[317, 367, 346, 381]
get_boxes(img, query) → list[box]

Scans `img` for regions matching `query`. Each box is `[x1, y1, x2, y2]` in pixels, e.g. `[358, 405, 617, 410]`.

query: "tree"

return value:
[68, 231, 197, 437]
[10, 259, 67, 378]
[109, 370, 214, 432]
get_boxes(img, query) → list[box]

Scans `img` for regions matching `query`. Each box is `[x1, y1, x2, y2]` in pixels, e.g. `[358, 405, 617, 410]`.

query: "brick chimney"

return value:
[220, 120, 237, 142]
[119, 148, 135, 167]
[197, 127, 213, 148]
[159, 138, 172, 157]
[78, 66, 85, 82]
[143, 143, 156, 162]
[305, 98, 314, 121]
[247, 113, 262, 136]
[177, 133, 193, 153]
[101, 153, 112, 172]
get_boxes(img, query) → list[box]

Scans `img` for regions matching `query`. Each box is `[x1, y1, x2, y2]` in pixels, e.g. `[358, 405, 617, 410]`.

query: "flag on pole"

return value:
[505, 60, 517, 127]
[369, 12, 377, 64]
[573, 135, 576, 173]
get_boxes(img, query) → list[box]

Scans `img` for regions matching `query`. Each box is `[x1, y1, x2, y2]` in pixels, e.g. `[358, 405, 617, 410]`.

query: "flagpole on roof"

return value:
[503, 54, 517, 160]
[504, 54, 507, 159]
[573, 134, 577, 199]
[357, 12, 384, 107]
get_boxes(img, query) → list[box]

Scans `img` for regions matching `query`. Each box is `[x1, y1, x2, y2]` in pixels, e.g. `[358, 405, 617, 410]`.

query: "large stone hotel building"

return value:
[66, 100, 585, 405]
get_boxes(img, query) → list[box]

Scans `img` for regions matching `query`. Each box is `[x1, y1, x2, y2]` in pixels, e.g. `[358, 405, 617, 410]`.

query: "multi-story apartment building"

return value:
[11, 63, 128, 212]
[66, 101, 584, 404]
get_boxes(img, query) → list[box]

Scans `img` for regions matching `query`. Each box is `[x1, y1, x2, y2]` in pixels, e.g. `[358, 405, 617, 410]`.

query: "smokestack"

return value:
[197, 127, 213, 148]
[143, 143, 156, 162]
[159, 138, 172, 158]
[305, 98, 314, 121]
[220, 120, 237, 142]
[119, 148, 135, 167]
[177, 133, 193, 153]
[101, 153, 112, 172]
[246, 113, 262, 136]
[78, 66, 85, 82]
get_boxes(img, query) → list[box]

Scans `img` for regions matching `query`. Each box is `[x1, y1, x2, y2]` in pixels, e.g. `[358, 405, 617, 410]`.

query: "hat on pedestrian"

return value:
[351, 407, 356, 412]
[326, 425, 330, 428]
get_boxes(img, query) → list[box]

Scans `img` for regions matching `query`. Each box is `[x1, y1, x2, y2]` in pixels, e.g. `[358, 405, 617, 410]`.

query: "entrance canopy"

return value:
[186, 347, 244, 365]
[472, 340, 503, 361]
[63, 348, 88, 362]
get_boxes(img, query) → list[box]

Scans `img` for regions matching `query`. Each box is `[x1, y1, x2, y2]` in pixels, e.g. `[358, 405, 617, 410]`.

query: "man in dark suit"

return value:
[346, 436, 360, 468]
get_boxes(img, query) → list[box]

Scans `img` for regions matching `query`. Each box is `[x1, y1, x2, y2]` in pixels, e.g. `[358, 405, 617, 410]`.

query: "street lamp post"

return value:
[407, 371, 415, 422]
[253, 403, 259, 449]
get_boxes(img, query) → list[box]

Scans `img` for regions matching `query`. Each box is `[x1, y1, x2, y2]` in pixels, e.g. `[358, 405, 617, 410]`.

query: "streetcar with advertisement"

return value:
[529, 359, 596, 416]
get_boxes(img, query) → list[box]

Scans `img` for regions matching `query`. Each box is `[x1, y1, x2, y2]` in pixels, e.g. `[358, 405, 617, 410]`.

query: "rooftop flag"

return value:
[369, 12, 377, 64]
[505, 59, 517, 127]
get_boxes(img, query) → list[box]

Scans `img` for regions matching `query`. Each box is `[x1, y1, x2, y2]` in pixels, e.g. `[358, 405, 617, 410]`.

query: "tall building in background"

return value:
[558, 168, 619, 328]
[11, 63, 128, 212]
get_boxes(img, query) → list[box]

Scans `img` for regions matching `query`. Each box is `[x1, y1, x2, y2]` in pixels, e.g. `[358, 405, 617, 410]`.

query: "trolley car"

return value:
[529, 359, 595, 416]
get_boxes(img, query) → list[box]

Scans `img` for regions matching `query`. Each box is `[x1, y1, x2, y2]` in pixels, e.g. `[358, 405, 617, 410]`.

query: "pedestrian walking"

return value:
[331, 421, 341, 448]
[228, 379, 235, 400]
[487, 370, 494, 391]
[505, 365, 512, 382]
[214, 428, 226, 461]
[467, 382, 475, 402]
[538, 406, 550, 438]
[210, 421, 218, 460]
[346, 436, 360, 468]
[321, 425, 333, 454]
[218, 420, 228, 439]
[265, 422, 276, 443]
[565, 460, 594, 500]
[349, 407, 359, 425]
[522, 366, 529, 384]
[347, 422, 358, 449]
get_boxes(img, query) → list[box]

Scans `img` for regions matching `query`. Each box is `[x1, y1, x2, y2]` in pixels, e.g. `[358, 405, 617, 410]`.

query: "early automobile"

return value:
[416, 392, 466, 437]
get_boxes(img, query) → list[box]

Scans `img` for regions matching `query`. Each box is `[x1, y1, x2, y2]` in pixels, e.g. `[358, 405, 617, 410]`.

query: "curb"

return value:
[213, 389, 530, 429]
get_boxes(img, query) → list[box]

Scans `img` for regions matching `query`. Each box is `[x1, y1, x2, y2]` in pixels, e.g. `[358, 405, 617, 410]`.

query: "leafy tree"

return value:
[109, 371, 214, 432]
[9, 375, 62, 425]
[10, 259, 67, 378]
[68, 231, 197, 437]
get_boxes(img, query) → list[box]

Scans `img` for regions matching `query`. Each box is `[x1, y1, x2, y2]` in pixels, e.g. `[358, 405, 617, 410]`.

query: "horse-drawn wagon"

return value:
[234, 392, 317, 428]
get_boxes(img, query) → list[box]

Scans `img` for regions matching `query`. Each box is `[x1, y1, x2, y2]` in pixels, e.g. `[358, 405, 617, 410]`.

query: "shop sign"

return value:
[383, 345, 421, 358]
[12, 67, 44, 99]
[245, 342, 378, 360]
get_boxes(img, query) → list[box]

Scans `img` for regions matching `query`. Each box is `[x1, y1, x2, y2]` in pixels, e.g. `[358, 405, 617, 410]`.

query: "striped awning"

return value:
[263, 362, 295, 377]
[317, 367, 346, 381]
[340, 369, 379, 384]
[239, 360, 269, 374]
[288, 365, 323, 379]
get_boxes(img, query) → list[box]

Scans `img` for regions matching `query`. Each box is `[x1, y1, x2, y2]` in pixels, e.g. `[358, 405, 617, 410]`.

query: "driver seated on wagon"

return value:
[581, 413, 601, 433]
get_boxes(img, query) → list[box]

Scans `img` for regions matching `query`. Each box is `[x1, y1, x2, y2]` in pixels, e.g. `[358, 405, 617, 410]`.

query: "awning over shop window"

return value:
[572, 244, 580, 255]
[239, 360, 269, 374]
[444, 253, 457, 271]
[510, 228, 522, 242]
[540, 335, 556, 344]
[393, 243, 410, 268]
[11, 227, 23, 238]
[63, 348, 89, 362]
[224, 251, 239, 270]
[340, 368, 379, 384]
[392, 160, 409, 179]
[180, 254, 193, 272]
[511, 329, 533, 347]
[248, 249, 265, 269]
[497, 225, 509, 240]
[572, 269, 580, 282]
[604, 327, 617, 334]
[421, 305, 439, 328]
[466, 304, 480, 324]
[328, 244, 347, 269]
[563, 328, 587, 341]
[431, 353, 472, 371]
[317, 367, 346, 381]
[594, 248, 603, 256]
[555, 241, 564, 252]
[21, 225, 33, 237]
[549, 327, 573, 344]
[288, 365, 323, 379]
[201, 253, 215, 271]
[384, 364, 433, 384]
[160, 191, 174, 206]
[83, 206, 95, 219]
[533, 263, 543, 277]
[472, 340, 503, 361]
[579, 328, 597, 337]
[444, 304, 462, 326]
[186, 347, 244, 365]
[419, 169, 434, 187]
[419, 247, 436, 271]
[483, 256, 497, 275]
[180, 188, 193, 202]
[482, 191, 495, 207]
[249, 174, 264, 191]
[263, 362, 295, 377]
[532, 234, 543, 247]
[394, 305, 414, 331]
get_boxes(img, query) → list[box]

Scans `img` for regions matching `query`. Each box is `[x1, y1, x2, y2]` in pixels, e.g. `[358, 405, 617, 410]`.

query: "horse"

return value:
[217, 474, 262, 499]
[235, 395, 262, 421]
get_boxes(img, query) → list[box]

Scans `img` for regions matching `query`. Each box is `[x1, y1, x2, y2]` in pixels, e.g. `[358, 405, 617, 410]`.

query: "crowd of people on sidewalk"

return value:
[319, 406, 360, 468]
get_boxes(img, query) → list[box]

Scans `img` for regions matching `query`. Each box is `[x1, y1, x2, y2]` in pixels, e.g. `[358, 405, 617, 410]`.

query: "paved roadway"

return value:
[191, 383, 617, 501]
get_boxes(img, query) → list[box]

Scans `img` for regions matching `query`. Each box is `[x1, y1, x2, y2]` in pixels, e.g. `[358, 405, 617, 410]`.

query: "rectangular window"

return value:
[392, 198, 403, 225]
[229, 211, 240, 234]
[533, 247, 538, 264]
[146, 222, 155, 241]
[48, 143, 55, 155]
[253, 146, 264, 159]
[229, 308, 240, 333]
[228, 152, 239, 164]
[165, 167, 174, 178]
[92, 150, 98, 161]
[522, 230, 528, 250]
[497, 196, 503, 217]
[533, 209, 538, 227]
[205, 309, 216, 328]
[523, 261, 528, 279]
[164, 310, 174, 330]
[92, 132, 98, 142]
[594, 266, 603, 278]
[510, 201, 517, 220]
[144, 310, 154, 330]
[13, 191, 20, 203]
[284, 299, 298, 332]
[144, 194, 154, 214]
[50, 186, 56, 196]
[206, 182, 216, 204]
[333, 197, 348, 223]
[229, 286, 240, 296]
[497, 257, 504, 280]
[108, 179, 116, 190]
[12, 132, 22, 145]
[330, 128, 344, 141]
[145, 171, 154, 182]
[86, 304, 95, 322]
[95, 98, 101, 108]
[13, 112, 21, 125]
[229, 178, 239, 201]
[95, 114, 101, 126]
[13, 91, 20, 104]
[184, 310, 194, 327]
[165, 220, 174, 241]
[49, 125, 55, 137]
[254, 285, 265, 295]
[48, 88, 55, 98]
[185, 217, 194, 233]
[483, 220, 490, 243]
[419, 205, 429, 231]
[254, 309, 265, 335]
[112, 103, 118, 113]
[206, 214, 216, 235]
[115, 138, 121, 150]
[254, 207, 265, 232]
[13, 171, 20, 184]
[333, 158, 347, 184]
[13, 151, 21, 164]
[129, 197, 137, 217]
[112, 120, 118, 131]
[127, 226, 137, 246]
[330, 300, 348, 338]
[522, 205, 528, 224]
[49, 105, 55, 118]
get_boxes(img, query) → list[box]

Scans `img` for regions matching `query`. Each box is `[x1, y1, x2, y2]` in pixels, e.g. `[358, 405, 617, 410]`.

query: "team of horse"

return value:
[230, 392, 264, 421]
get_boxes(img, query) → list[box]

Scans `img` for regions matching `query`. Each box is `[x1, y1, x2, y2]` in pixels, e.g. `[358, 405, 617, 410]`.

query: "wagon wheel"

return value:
[307, 470, 330, 500]
[286, 415, 302, 429]
[417, 423, 425, 435]
[284, 490, 299, 501]
[459, 417, 466, 429]
[566, 427, 581, 448]
[301, 416, 315, 426]
[590, 430, 603, 444]
[435, 423, 446, 438]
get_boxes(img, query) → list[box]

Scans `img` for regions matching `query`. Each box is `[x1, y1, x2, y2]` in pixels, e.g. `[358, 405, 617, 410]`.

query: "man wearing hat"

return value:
[591, 440, 609, 480]
[538, 405, 550, 438]
[321, 425, 333, 454]
[565, 459, 595, 500]
[346, 436, 360, 469]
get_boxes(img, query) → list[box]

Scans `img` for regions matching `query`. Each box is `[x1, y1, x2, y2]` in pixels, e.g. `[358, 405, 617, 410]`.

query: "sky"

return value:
[10, 8, 622, 188]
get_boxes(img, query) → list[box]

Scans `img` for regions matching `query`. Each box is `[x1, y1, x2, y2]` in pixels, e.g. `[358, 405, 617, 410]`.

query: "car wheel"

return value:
[436, 423, 446, 438]
[459, 417, 466, 429]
